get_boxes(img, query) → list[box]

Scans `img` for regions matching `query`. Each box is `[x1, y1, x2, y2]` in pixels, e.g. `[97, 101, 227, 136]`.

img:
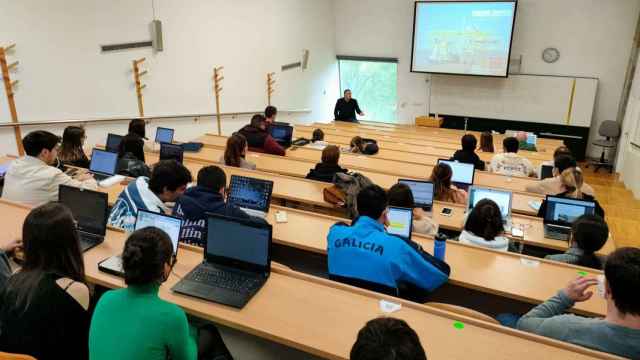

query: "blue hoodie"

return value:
[173, 186, 261, 247]
[327, 216, 450, 294]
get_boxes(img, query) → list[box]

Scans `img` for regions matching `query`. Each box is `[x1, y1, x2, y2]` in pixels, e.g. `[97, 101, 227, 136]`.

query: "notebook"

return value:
[171, 213, 272, 309]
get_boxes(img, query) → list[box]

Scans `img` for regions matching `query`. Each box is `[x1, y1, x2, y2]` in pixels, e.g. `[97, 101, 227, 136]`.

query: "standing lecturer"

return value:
[334, 89, 364, 122]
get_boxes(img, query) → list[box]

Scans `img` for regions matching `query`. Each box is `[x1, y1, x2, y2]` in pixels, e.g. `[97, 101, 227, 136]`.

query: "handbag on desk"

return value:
[323, 185, 346, 207]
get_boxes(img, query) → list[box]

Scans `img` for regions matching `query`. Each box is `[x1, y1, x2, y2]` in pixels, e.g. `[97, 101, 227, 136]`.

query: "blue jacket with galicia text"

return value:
[327, 216, 450, 293]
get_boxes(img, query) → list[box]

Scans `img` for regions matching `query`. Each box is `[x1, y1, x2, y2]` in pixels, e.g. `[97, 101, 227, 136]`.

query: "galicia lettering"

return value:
[334, 238, 384, 255]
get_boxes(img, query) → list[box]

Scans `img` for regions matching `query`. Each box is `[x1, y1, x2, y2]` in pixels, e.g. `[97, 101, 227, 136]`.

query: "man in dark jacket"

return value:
[450, 134, 486, 171]
[334, 89, 364, 122]
[238, 114, 285, 156]
[173, 165, 264, 247]
[306, 145, 349, 183]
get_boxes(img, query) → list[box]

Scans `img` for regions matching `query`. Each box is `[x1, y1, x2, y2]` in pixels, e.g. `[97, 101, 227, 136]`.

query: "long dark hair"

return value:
[128, 119, 146, 139]
[5, 203, 85, 312]
[224, 133, 248, 167]
[58, 126, 86, 163]
[464, 199, 504, 240]
[430, 164, 456, 202]
[388, 183, 415, 208]
[480, 131, 494, 153]
[118, 133, 146, 162]
[572, 215, 609, 269]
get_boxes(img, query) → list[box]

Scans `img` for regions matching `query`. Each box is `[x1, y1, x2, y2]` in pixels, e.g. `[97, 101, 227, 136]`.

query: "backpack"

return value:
[332, 172, 374, 219]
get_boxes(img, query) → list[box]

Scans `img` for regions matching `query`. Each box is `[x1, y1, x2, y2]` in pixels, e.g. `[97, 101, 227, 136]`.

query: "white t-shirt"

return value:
[489, 152, 535, 177]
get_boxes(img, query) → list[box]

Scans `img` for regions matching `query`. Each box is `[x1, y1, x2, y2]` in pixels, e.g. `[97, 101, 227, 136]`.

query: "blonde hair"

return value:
[560, 168, 584, 199]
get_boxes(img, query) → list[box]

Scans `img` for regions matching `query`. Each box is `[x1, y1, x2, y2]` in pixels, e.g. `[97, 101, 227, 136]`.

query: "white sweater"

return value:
[459, 230, 509, 251]
[2, 156, 97, 206]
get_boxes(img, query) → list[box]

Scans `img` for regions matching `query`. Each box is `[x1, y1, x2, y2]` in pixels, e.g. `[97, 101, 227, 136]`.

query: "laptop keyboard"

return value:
[92, 172, 112, 181]
[545, 227, 570, 241]
[79, 232, 103, 251]
[187, 267, 260, 294]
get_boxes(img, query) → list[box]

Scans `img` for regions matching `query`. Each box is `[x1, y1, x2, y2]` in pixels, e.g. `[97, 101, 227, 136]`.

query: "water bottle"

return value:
[433, 233, 447, 261]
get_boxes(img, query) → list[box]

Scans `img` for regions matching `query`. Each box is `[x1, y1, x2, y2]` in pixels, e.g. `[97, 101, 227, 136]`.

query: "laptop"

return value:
[99, 210, 183, 277]
[155, 127, 175, 144]
[437, 159, 475, 191]
[89, 148, 119, 182]
[386, 206, 413, 240]
[543, 196, 597, 240]
[398, 179, 434, 211]
[467, 186, 513, 230]
[106, 133, 123, 153]
[172, 213, 272, 309]
[59, 185, 108, 252]
[227, 175, 274, 218]
[160, 142, 184, 164]
[269, 124, 293, 148]
[540, 164, 554, 180]
[526, 133, 538, 147]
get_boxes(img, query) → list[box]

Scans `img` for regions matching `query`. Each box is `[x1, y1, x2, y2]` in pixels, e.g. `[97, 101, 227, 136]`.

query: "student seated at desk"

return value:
[307, 128, 329, 150]
[450, 134, 486, 171]
[545, 214, 609, 269]
[517, 247, 640, 359]
[238, 114, 285, 156]
[480, 131, 494, 153]
[108, 160, 192, 232]
[0, 238, 21, 290]
[459, 199, 509, 252]
[537, 168, 605, 219]
[0, 203, 91, 360]
[220, 133, 256, 170]
[265, 105, 277, 127]
[58, 125, 90, 168]
[120, 119, 149, 162]
[429, 163, 468, 205]
[2, 130, 97, 206]
[173, 166, 261, 247]
[350, 136, 379, 155]
[90, 227, 232, 360]
[388, 183, 438, 236]
[306, 145, 349, 183]
[351, 317, 427, 360]
[526, 155, 595, 196]
[489, 137, 535, 177]
[117, 133, 151, 178]
[327, 185, 450, 301]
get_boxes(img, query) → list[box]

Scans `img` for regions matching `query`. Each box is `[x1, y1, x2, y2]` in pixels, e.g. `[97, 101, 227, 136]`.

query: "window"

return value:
[338, 56, 398, 123]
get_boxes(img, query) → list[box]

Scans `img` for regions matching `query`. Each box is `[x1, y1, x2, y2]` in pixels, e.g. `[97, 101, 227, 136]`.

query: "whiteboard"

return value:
[430, 74, 598, 127]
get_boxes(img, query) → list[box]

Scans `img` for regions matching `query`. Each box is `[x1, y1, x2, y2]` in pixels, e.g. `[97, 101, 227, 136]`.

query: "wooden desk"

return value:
[303, 124, 556, 160]
[195, 136, 543, 216]
[294, 127, 547, 166]
[0, 200, 617, 359]
[264, 204, 606, 317]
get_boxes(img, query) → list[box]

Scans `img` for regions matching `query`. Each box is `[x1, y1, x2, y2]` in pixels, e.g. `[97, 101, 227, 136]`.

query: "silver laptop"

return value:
[543, 196, 596, 241]
[467, 186, 513, 231]
[99, 210, 183, 276]
[227, 175, 274, 218]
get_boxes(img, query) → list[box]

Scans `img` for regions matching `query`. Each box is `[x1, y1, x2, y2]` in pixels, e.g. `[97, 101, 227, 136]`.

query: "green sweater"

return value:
[89, 284, 197, 360]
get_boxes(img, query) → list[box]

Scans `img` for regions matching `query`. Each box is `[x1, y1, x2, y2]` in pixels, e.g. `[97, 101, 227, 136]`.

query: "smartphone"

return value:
[440, 207, 453, 217]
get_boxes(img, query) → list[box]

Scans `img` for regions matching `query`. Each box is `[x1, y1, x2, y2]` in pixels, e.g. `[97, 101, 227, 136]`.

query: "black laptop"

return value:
[172, 213, 272, 309]
[88, 148, 119, 182]
[160, 142, 184, 164]
[398, 179, 434, 211]
[540, 164, 554, 180]
[227, 175, 274, 218]
[269, 124, 293, 148]
[543, 195, 597, 241]
[106, 133, 123, 153]
[155, 127, 175, 144]
[58, 185, 109, 252]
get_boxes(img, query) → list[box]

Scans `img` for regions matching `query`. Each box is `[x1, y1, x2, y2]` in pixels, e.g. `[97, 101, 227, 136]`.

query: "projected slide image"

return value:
[412, 2, 516, 76]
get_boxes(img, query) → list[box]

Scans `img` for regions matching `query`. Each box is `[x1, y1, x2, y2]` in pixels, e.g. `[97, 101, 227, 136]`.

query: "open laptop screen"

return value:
[90, 149, 118, 175]
[437, 160, 475, 185]
[398, 179, 434, 209]
[106, 134, 123, 153]
[134, 210, 183, 255]
[544, 196, 596, 227]
[206, 214, 271, 271]
[270, 125, 293, 144]
[228, 175, 273, 212]
[468, 187, 512, 219]
[59, 185, 108, 236]
[160, 143, 184, 164]
[540, 165, 554, 180]
[527, 133, 537, 146]
[386, 207, 413, 239]
[155, 127, 175, 144]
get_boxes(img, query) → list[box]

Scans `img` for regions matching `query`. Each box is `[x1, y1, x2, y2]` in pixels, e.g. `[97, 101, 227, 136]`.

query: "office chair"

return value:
[587, 120, 620, 173]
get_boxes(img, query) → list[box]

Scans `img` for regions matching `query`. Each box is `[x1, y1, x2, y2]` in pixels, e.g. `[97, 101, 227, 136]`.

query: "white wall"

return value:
[334, 0, 640, 156]
[618, 53, 640, 197]
[0, 0, 339, 156]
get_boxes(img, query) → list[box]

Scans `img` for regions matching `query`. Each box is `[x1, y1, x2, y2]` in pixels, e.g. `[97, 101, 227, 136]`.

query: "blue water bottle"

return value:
[433, 233, 447, 261]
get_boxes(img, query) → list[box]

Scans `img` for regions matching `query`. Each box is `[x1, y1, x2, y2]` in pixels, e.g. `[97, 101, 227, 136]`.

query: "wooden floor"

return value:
[581, 164, 640, 248]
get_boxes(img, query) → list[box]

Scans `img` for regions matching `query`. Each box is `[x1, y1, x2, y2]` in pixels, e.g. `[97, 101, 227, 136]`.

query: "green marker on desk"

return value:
[578, 271, 588, 277]
[453, 321, 465, 330]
